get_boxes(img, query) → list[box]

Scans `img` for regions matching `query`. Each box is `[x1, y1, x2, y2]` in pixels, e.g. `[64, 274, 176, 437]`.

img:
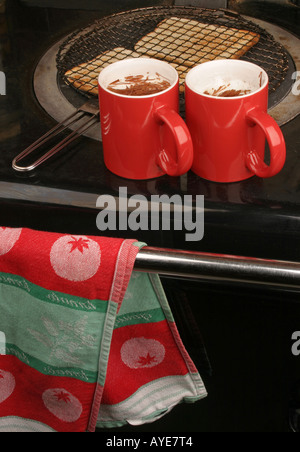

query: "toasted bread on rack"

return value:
[64, 18, 260, 96]
[64, 47, 142, 96]
[64, 46, 189, 94]
[134, 17, 260, 67]
[169, 63, 190, 93]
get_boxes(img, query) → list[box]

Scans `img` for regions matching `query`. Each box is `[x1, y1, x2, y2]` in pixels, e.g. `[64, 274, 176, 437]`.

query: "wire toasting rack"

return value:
[56, 6, 290, 107]
[14, 6, 292, 172]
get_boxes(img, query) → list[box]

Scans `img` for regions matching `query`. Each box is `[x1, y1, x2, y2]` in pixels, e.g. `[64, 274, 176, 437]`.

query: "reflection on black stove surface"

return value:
[0, 1, 300, 434]
[0, 0, 299, 258]
[231, 0, 300, 35]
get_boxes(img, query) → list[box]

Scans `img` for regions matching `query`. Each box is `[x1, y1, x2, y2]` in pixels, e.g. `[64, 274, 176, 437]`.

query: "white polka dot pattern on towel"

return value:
[0, 228, 22, 256]
[50, 235, 101, 282]
[120, 337, 166, 369]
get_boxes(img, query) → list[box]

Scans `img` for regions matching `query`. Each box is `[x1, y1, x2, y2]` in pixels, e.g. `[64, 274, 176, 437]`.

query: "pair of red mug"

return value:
[98, 58, 286, 183]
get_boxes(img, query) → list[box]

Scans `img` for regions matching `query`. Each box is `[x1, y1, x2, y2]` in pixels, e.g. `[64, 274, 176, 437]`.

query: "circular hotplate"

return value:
[33, 9, 300, 141]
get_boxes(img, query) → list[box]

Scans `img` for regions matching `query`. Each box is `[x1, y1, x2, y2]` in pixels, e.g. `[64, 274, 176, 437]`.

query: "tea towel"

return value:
[97, 271, 207, 428]
[0, 227, 207, 432]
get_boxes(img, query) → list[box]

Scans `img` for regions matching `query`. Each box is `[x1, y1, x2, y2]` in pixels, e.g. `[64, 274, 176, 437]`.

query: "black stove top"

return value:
[0, 0, 300, 262]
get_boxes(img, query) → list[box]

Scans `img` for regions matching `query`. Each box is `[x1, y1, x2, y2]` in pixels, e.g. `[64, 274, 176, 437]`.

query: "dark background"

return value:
[0, 0, 300, 432]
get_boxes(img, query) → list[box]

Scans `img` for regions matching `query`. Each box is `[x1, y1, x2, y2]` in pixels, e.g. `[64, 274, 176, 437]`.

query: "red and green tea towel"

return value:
[0, 227, 207, 432]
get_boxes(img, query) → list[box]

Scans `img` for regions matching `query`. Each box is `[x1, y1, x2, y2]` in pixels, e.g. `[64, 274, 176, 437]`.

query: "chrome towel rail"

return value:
[135, 247, 300, 290]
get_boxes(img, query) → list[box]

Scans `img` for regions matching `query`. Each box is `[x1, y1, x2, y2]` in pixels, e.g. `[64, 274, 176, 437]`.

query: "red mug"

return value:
[185, 60, 286, 183]
[98, 58, 193, 180]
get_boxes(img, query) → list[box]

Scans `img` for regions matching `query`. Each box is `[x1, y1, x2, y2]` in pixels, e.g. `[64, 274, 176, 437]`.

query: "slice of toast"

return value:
[64, 17, 260, 96]
[169, 63, 190, 93]
[64, 46, 188, 94]
[64, 47, 143, 96]
[134, 17, 260, 67]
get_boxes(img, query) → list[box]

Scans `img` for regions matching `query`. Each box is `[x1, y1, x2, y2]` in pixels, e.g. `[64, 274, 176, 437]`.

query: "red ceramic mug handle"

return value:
[154, 105, 194, 177]
[245, 107, 286, 178]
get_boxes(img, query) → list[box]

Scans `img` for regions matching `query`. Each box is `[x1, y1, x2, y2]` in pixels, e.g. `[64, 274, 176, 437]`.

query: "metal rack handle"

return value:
[12, 99, 100, 173]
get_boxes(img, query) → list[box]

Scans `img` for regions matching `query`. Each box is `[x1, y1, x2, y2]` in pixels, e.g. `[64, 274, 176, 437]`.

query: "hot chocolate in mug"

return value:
[185, 60, 286, 183]
[98, 58, 193, 180]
